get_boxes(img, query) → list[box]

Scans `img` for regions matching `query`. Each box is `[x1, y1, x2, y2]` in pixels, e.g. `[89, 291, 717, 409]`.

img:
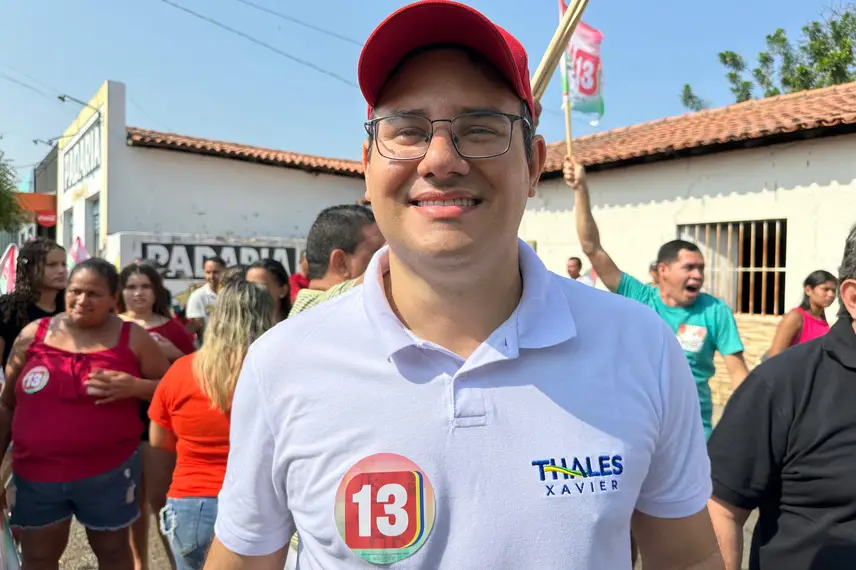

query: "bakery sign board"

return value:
[141, 242, 298, 279]
[62, 120, 102, 191]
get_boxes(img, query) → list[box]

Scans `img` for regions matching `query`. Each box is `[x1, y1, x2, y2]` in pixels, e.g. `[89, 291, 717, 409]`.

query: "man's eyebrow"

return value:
[377, 106, 510, 117]
[458, 106, 508, 114]
[376, 108, 428, 117]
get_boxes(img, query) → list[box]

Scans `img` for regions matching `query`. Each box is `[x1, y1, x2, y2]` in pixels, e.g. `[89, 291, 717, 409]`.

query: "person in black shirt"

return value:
[0, 238, 67, 370]
[707, 222, 856, 570]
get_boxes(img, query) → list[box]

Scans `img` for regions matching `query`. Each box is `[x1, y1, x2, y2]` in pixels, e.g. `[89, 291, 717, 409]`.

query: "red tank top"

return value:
[13, 318, 143, 483]
[148, 319, 195, 356]
[790, 307, 831, 346]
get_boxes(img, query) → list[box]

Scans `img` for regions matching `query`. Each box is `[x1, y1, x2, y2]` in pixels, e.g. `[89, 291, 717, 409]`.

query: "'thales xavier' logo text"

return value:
[531, 455, 623, 497]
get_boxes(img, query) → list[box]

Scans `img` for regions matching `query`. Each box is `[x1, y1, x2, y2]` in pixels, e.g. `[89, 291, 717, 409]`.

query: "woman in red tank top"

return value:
[768, 270, 838, 358]
[0, 258, 170, 570]
[119, 261, 195, 570]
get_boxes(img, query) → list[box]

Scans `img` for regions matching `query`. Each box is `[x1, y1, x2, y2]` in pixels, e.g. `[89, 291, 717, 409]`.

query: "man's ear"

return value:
[840, 278, 856, 319]
[528, 135, 548, 198]
[329, 249, 349, 277]
[362, 141, 371, 203]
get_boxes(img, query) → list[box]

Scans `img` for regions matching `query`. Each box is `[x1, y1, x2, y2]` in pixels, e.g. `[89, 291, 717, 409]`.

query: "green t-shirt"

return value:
[288, 278, 360, 318]
[617, 273, 744, 437]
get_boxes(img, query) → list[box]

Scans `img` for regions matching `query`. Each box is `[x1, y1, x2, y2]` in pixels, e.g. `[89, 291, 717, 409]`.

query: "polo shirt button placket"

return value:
[452, 370, 487, 428]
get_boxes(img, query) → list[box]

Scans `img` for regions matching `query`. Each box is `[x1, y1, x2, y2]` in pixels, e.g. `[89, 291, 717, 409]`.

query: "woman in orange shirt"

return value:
[147, 277, 275, 569]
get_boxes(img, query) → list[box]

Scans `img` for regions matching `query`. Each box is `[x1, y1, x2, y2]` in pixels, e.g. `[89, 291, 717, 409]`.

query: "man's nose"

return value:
[416, 124, 470, 180]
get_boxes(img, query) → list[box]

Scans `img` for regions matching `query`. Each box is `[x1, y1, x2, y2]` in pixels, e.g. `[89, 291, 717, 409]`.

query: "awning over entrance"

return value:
[15, 193, 55, 213]
[14, 193, 56, 227]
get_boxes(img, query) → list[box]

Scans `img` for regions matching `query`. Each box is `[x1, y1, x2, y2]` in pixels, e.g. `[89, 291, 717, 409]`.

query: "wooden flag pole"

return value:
[530, 0, 591, 101]
[564, 88, 574, 158]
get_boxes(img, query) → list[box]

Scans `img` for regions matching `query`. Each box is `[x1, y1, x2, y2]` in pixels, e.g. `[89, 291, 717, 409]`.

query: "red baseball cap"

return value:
[358, 0, 534, 119]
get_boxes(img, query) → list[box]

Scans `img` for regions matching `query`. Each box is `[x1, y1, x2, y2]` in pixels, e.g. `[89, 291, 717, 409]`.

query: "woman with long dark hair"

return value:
[119, 261, 194, 570]
[246, 259, 291, 322]
[119, 262, 195, 361]
[767, 269, 838, 358]
[0, 238, 67, 370]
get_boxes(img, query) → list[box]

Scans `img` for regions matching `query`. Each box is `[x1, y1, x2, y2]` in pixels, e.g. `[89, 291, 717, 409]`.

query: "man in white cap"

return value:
[204, 2, 723, 569]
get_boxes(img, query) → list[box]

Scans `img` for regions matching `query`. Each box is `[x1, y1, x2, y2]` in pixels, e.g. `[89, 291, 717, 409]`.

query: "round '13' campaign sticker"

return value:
[21, 366, 50, 394]
[335, 453, 435, 565]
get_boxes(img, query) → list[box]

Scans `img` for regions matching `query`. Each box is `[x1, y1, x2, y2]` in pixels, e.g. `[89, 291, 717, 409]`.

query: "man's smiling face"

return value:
[363, 48, 545, 264]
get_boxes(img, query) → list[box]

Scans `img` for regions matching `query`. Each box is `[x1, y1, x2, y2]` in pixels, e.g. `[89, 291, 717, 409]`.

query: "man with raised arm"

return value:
[566, 160, 748, 438]
[203, 2, 723, 569]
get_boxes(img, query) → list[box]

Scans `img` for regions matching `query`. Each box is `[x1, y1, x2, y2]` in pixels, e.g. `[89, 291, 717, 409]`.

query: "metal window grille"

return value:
[677, 220, 787, 315]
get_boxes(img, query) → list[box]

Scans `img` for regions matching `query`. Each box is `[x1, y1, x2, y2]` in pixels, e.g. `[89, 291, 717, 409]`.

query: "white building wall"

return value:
[107, 146, 365, 240]
[520, 134, 856, 318]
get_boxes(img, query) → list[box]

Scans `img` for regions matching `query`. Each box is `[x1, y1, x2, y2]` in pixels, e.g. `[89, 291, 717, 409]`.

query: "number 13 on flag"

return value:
[573, 49, 600, 96]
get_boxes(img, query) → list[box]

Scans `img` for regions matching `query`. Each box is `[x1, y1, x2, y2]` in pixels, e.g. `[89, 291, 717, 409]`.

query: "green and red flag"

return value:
[559, 0, 605, 125]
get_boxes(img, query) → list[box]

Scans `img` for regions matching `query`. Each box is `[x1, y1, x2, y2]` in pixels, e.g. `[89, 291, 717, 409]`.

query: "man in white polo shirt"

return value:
[204, 2, 722, 569]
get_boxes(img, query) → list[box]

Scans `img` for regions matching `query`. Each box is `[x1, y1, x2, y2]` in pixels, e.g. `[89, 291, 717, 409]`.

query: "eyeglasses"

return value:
[365, 111, 529, 160]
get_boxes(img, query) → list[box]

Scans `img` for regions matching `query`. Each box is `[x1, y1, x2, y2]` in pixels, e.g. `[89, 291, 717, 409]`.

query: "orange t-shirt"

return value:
[148, 354, 231, 498]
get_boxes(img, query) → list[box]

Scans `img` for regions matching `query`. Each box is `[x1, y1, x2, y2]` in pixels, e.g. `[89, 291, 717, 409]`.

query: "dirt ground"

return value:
[60, 514, 171, 570]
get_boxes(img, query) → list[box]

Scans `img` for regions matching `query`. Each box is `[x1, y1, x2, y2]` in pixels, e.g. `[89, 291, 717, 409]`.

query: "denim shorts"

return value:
[10, 451, 141, 531]
[159, 497, 218, 570]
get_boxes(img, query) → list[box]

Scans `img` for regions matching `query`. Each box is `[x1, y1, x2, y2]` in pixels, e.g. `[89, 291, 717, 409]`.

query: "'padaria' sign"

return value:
[62, 120, 102, 191]
[141, 242, 298, 279]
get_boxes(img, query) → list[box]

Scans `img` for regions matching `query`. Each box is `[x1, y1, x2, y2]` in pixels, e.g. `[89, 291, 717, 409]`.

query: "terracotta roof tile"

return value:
[542, 82, 856, 174]
[126, 82, 856, 179]
[125, 127, 364, 178]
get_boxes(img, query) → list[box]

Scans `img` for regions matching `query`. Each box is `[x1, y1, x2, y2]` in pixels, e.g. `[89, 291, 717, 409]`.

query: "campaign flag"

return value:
[559, 1, 605, 125]
[0, 245, 16, 295]
[67, 237, 90, 270]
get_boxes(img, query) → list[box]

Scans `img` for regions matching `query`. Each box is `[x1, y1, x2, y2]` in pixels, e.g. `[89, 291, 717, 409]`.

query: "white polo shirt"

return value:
[215, 241, 710, 569]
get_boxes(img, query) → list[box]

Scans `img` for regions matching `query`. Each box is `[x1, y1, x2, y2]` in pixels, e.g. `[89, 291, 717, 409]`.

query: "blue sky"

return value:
[0, 0, 833, 187]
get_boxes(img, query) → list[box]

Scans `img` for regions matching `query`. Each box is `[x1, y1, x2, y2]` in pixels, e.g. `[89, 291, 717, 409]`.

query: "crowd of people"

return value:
[0, 198, 386, 570]
[1, 2, 855, 570]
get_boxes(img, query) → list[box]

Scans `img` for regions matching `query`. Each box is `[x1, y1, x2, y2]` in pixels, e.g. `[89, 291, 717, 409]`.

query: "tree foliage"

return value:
[681, 5, 856, 111]
[0, 150, 24, 233]
[680, 84, 709, 112]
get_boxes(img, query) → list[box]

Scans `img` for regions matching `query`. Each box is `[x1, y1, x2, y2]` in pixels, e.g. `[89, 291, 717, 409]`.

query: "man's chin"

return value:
[398, 234, 480, 259]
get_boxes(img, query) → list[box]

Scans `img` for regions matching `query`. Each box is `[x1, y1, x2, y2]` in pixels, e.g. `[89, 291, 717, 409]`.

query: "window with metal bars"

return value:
[87, 197, 100, 257]
[677, 220, 787, 315]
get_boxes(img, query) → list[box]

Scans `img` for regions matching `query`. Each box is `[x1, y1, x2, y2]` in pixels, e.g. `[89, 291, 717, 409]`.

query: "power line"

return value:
[0, 72, 56, 103]
[1, 61, 171, 134]
[156, 0, 358, 88]
[128, 96, 172, 132]
[10, 161, 39, 171]
[230, 0, 363, 46]
[0, 62, 61, 94]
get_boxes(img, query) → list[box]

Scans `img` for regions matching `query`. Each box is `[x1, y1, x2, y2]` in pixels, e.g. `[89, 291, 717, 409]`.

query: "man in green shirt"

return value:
[566, 160, 749, 438]
[288, 204, 384, 318]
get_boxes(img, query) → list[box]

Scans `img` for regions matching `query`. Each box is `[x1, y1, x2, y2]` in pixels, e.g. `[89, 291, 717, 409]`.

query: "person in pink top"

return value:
[767, 270, 838, 358]
[119, 261, 195, 570]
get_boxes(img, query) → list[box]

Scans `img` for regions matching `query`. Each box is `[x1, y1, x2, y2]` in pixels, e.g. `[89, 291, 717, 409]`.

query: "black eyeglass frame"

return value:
[364, 111, 531, 160]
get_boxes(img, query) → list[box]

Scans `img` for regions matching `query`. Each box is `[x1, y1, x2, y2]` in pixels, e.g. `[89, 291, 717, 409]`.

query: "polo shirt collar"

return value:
[823, 316, 856, 370]
[363, 248, 415, 359]
[363, 240, 577, 360]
